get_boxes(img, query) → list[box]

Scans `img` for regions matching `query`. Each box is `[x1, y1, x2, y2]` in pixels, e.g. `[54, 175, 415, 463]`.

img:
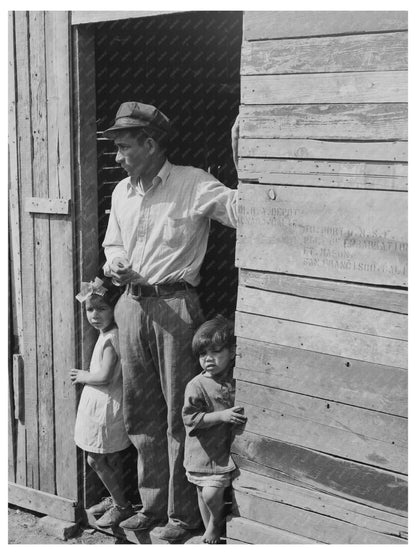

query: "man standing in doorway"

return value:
[102, 101, 239, 541]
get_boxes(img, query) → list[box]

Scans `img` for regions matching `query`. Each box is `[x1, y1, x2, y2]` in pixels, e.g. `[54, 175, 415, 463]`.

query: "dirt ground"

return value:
[8, 505, 126, 544]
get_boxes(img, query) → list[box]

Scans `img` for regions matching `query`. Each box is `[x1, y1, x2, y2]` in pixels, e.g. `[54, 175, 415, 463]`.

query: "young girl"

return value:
[70, 277, 134, 528]
[182, 315, 247, 544]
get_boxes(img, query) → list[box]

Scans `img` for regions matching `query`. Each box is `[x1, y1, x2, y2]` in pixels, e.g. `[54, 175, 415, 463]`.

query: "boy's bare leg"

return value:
[196, 486, 210, 529]
[201, 486, 226, 544]
[88, 452, 129, 507]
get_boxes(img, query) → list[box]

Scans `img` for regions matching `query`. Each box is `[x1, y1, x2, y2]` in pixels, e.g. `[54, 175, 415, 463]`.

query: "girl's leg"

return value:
[196, 486, 210, 530]
[201, 486, 226, 544]
[87, 452, 129, 507]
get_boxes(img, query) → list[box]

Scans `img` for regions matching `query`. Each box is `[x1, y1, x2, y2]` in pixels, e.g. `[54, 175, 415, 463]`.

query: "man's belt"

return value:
[127, 281, 192, 298]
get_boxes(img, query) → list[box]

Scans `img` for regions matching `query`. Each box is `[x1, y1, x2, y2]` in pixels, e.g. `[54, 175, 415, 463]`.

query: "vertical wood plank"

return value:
[72, 24, 101, 508]
[8, 10, 25, 487]
[14, 10, 38, 490]
[8, 350, 16, 483]
[45, 10, 78, 501]
[8, 11, 23, 352]
[72, 24, 99, 368]
[29, 11, 55, 495]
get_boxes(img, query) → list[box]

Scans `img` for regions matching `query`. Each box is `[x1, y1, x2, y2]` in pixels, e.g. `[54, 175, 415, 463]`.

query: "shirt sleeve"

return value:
[182, 381, 208, 436]
[102, 189, 129, 266]
[193, 171, 238, 229]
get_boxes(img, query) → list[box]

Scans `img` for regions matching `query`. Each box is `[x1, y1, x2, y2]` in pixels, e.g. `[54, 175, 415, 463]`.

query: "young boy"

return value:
[182, 315, 247, 544]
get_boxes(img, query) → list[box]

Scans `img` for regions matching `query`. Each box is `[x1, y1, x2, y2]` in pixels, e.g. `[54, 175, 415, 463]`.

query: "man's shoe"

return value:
[87, 496, 113, 516]
[119, 512, 162, 532]
[95, 503, 135, 528]
[157, 522, 192, 543]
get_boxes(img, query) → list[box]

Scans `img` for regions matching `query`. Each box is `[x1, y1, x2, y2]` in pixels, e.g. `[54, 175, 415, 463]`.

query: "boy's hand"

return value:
[70, 369, 89, 384]
[222, 406, 247, 425]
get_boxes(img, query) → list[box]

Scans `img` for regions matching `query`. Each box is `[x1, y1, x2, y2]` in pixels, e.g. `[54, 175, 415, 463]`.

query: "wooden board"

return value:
[8, 358, 16, 482]
[238, 171, 407, 191]
[72, 25, 103, 510]
[237, 287, 407, 340]
[235, 338, 407, 417]
[8, 12, 23, 352]
[227, 515, 319, 544]
[239, 138, 408, 163]
[235, 381, 407, 474]
[233, 469, 407, 538]
[15, 10, 39, 491]
[8, 483, 78, 523]
[236, 184, 408, 286]
[24, 197, 71, 214]
[238, 159, 408, 190]
[29, 11, 55, 496]
[235, 311, 407, 369]
[240, 104, 408, 141]
[71, 11, 176, 25]
[242, 72, 408, 105]
[9, 11, 26, 489]
[239, 158, 408, 177]
[239, 270, 408, 314]
[45, 11, 79, 501]
[232, 433, 407, 514]
[244, 11, 408, 41]
[234, 490, 405, 544]
[242, 32, 408, 75]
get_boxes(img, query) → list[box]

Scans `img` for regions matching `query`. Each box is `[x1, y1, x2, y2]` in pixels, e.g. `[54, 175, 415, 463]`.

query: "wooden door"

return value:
[8, 11, 79, 521]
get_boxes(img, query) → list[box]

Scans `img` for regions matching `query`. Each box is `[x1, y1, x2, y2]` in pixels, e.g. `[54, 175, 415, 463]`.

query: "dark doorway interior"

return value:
[94, 11, 242, 320]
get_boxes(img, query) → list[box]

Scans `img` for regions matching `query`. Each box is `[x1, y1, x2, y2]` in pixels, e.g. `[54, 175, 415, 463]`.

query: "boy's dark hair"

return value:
[192, 315, 235, 357]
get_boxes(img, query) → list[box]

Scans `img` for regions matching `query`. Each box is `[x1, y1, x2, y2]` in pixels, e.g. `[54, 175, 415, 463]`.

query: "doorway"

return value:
[94, 11, 242, 319]
[79, 10, 243, 510]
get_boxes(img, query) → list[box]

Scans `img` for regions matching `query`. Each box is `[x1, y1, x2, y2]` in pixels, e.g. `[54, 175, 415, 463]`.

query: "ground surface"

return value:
[8, 505, 123, 544]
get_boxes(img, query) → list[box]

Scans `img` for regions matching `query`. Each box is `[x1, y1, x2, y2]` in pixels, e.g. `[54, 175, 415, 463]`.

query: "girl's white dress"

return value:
[74, 327, 131, 454]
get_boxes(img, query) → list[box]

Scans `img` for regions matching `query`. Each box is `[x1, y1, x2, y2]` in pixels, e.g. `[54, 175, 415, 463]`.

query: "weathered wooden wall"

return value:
[229, 11, 408, 544]
[8, 11, 79, 520]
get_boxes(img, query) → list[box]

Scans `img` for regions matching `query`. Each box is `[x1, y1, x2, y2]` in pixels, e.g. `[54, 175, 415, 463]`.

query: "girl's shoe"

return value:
[88, 497, 113, 516]
[95, 503, 135, 528]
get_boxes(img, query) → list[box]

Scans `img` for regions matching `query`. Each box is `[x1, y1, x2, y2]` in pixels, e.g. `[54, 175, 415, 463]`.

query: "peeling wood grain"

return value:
[242, 72, 408, 105]
[233, 469, 407, 537]
[237, 286, 407, 340]
[244, 11, 408, 41]
[239, 138, 408, 162]
[235, 311, 407, 368]
[232, 432, 407, 513]
[240, 104, 408, 141]
[45, 11, 78, 501]
[239, 269, 408, 314]
[234, 490, 405, 543]
[235, 337, 407, 416]
[242, 32, 408, 75]
[29, 10, 55, 496]
[15, 10, 38, 490]
[235, 380, 407, 473]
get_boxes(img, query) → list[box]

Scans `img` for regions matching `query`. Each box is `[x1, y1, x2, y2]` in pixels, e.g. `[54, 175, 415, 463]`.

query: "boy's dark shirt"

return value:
[182, 367, 236, 474]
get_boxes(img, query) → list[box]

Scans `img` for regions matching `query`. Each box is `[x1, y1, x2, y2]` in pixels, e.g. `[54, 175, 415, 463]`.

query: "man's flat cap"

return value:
[104, 101, 171, 137]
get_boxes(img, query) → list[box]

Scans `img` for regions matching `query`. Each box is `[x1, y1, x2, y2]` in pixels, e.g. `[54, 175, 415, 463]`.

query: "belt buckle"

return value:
[131, 283, 141, 298]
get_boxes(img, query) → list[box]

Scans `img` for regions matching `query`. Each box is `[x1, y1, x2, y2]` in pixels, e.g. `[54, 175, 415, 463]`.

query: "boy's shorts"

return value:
[186, 470, 234, 488]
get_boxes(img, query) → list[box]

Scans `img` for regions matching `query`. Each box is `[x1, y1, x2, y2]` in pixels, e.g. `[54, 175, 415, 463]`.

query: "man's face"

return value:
[114, 130, 150, 180]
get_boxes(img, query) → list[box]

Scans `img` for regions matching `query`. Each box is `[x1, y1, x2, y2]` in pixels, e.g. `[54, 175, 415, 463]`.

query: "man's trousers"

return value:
[115, 287, 204, 528]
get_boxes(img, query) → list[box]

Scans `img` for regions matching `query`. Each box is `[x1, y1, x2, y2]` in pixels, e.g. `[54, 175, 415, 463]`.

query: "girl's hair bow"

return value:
[76, 277, 108, 303]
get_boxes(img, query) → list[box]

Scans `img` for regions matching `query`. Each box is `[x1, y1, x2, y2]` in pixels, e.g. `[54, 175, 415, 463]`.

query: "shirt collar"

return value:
[127, 159, 172, 194]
